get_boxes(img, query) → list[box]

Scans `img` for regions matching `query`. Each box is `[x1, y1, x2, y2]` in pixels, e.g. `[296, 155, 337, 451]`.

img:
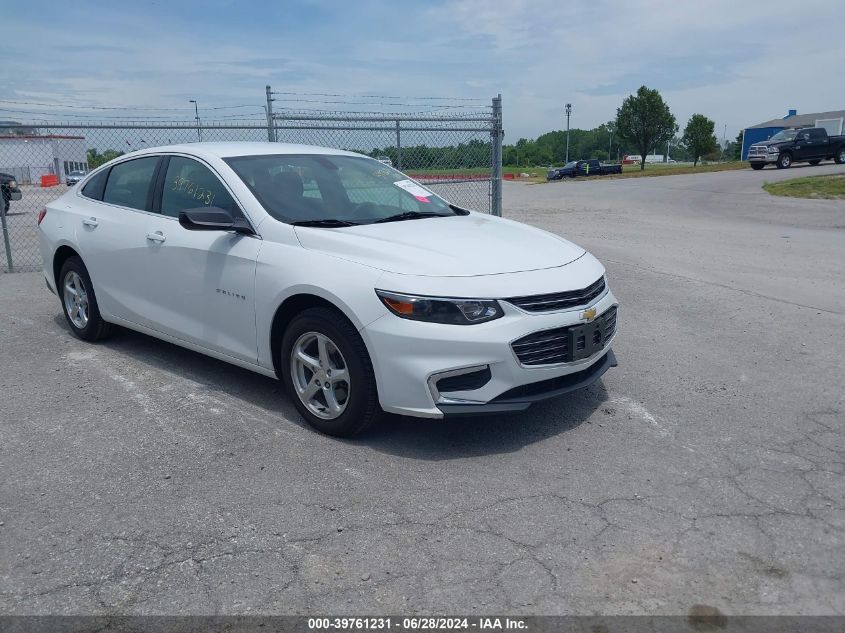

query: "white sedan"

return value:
[39, 142, 618, 436]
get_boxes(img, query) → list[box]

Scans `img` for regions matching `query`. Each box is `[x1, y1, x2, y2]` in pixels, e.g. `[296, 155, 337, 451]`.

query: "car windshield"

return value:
[224, 154, 457, 225]
[769, 130, 798, 142]
[564, 161, 578, 167]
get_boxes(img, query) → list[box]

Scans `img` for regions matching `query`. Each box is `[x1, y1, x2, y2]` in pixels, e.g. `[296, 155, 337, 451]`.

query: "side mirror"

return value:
[178, 207, 254, 235]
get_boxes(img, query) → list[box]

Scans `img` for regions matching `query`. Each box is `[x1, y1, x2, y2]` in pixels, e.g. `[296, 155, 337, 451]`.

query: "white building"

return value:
[0, 135, 88, 184]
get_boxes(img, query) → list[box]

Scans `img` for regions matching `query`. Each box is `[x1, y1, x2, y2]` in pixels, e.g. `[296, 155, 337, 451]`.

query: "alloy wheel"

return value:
[290, 331, 351, 420]
[63, 271, 89, 329]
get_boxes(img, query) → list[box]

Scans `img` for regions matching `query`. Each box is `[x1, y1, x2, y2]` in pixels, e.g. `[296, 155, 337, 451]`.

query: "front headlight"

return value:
[767, 146, 779, 153]
[8, 180, 16, 188]
[376, 290, 503, 325]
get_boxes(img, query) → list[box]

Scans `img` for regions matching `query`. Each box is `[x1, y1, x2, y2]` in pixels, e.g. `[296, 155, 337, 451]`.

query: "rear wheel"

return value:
[59, 256, 112, 341]
[281, 307, 380, 437]
[835, 148, 845, 164]
[750, 163, 765, 170]
[776, 152, 792, 169]
[809, 159, 821, 166]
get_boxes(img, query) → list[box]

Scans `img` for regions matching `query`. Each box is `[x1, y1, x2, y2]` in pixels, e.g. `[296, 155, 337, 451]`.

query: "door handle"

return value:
[146, 231, 166, 243]
[82, 217, 99, 228]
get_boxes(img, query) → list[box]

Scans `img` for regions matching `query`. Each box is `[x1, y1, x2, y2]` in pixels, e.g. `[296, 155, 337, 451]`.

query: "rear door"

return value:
[73, 156, 161, 324]
[140, 155, 261, 363]
[807, 128, 828, 158]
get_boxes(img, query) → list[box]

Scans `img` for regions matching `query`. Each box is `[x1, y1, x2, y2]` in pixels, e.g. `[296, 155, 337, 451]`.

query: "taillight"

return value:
[37, 208, 47, 225]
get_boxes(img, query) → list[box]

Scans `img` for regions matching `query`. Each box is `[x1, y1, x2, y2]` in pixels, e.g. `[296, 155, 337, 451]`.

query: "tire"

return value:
[59, 256, 113, 341]
[751, 163, 765, 170]
[281, 307, 380, 437]
[775, 152, 792, 169]
[835, 147, 845, 165]
[809, 159, 821, 166]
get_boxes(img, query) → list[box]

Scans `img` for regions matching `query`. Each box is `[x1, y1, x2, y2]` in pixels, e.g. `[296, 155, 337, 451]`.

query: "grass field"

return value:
[515, 161, 748, 183]
[404, 161, 750, 183]
[763, 173, 845, 200]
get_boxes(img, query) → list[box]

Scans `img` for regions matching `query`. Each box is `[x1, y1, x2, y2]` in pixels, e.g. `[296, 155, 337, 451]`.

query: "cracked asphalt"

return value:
[1, 165, 844, 615]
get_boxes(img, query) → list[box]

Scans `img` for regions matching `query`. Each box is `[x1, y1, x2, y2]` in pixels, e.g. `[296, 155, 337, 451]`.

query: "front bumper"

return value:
[362, 287, 618, 418]
[438, 349, 616, 416]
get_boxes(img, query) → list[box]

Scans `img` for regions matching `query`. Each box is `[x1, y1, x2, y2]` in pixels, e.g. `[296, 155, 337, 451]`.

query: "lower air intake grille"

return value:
[511, 306, 617, 366]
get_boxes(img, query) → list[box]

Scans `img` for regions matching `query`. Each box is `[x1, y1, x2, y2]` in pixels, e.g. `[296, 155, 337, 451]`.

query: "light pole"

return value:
[565, 103, 572, 163]
[608, 125, 613, 162]
[189, 100, 202, 142]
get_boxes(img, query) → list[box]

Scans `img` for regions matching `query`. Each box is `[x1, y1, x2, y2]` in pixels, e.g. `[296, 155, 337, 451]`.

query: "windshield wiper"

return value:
[292, 219, 358, 227]
[373, 211, 448, 224]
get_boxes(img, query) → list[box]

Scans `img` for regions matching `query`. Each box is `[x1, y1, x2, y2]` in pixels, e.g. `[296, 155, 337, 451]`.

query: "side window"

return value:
[161, 156, 240, 219]
[809, 129, 824, 139]
[102, 157, 159, 211]
[81, 168, 110, 201]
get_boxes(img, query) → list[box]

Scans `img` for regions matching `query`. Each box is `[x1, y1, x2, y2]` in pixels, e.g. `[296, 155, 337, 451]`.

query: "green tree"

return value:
[87, 148, 125, 168]
[615, 86, 677, 170]
[731, 130, 744, 161]
[682, 114, 718, 167]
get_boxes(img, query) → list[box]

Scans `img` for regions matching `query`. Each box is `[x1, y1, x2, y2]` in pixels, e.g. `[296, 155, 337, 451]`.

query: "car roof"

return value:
[122, 141, 365, 161]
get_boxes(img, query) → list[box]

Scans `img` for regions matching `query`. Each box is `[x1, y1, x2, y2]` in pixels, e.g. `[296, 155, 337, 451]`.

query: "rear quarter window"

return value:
[80, 168, 109, 201]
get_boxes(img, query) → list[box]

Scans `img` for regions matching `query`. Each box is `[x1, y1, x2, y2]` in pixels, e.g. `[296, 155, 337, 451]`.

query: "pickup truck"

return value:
[1, 172, 23, 213]
[547, 159, 623, 180]
[747, 127, 845, 170]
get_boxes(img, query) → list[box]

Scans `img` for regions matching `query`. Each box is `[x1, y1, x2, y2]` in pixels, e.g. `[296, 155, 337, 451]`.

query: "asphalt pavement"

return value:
[1, 164, 843, 615]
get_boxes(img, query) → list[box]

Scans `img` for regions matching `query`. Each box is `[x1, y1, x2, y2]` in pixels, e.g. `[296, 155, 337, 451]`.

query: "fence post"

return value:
[266, 85, 275, 142]
[491, 94, 503, 217]
[395, 120, 402, 171]
[1, 202, 13, 273]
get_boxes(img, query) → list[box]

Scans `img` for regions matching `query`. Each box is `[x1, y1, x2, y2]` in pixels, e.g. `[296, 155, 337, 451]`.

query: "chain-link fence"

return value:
[1, 100, 502, 273]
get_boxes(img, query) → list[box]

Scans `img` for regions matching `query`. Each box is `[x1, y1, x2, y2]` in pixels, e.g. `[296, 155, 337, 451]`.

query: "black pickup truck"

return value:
[747, 127, 845, 170]
[547, 159, 623, 180]
[1, 172, 23, 213]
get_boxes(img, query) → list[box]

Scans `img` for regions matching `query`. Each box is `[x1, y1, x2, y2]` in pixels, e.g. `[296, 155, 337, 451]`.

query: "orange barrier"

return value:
[41, 174, 59, 187]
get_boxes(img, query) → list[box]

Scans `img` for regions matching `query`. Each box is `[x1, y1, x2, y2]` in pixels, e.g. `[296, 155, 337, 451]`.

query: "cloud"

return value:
[1, 0, 843, 140]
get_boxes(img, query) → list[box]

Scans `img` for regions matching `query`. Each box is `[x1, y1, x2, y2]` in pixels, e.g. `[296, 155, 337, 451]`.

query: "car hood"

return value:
[294, 213, 586, 277]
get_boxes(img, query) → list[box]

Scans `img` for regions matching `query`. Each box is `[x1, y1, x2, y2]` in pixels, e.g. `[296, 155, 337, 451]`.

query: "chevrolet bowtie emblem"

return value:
[581, 307, 597, 322]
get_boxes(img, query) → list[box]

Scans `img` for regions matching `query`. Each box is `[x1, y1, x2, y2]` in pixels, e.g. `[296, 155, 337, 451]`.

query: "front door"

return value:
[140, 156, 261, 364]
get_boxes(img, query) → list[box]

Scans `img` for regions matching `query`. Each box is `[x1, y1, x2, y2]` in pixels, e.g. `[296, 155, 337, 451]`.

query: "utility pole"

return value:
[491, 94, 503, 217]
[608, 125, 613, 162]
[722, 124, 727, 161]
[188, 100, 202, 142]
[265, 85, 275, 142]
[565, 103, 572, 163]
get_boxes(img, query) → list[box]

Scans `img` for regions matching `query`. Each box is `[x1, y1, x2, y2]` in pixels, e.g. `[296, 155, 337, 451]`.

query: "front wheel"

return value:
[281, 307, 380, 437]
[835, 148, 845, 164]
[59, 256, 112, 341]
[776, 153, 792, 169]
[750, 163, 765, 170]
[809, 159, 821, 166]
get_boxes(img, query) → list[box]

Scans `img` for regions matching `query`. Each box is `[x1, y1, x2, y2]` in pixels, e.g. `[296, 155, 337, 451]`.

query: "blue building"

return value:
[741, 109, 845, 160]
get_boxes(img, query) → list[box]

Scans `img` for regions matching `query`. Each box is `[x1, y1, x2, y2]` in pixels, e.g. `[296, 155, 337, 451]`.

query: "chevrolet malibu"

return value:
[39, 143, 618, 437]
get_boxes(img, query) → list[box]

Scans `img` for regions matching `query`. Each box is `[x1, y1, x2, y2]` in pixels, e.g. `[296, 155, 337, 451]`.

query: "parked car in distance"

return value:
[66, 170, 88, 186]
[39, 142, 618, 437]
[1, 172, 22, 212]
[376, 155, 393, 167]
[547, 159, 623, 180]
[747, 127, 845, 169]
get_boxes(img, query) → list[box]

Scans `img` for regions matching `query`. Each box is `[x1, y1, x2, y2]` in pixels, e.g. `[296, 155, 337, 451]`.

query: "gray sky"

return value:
[2, 0, 844, 141]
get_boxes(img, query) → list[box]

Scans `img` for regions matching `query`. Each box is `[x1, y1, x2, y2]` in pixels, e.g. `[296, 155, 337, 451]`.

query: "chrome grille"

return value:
[506, 276, 605, 313]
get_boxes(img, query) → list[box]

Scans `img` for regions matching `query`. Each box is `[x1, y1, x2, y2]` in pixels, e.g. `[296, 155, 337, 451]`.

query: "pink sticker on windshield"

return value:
[415, 195, 430, 203]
